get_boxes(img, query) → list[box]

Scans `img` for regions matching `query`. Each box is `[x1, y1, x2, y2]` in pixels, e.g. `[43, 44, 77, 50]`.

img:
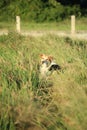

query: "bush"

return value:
[0, 0, 82, 22]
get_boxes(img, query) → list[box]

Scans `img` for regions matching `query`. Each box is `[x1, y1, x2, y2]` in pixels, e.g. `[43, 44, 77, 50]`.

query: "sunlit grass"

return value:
[0, 32, 87, 130]
[0, 17, 87, 32]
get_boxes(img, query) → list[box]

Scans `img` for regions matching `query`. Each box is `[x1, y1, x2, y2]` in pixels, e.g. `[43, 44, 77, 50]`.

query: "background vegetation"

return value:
[0, 0, 87, 22]
[0, 32, 87, 130]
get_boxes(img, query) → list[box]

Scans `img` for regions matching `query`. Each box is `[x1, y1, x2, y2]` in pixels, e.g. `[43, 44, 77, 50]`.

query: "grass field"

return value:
[0, 32, 87, 130]
[0, 17, 87, 32]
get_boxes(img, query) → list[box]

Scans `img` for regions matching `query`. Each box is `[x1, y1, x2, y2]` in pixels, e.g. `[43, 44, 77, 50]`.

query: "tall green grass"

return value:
[0, 17, 87, 32]
[0, 32, 87, 130]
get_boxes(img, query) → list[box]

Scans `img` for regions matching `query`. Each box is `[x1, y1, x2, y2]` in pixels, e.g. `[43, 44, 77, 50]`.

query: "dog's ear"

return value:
[40, 54, 48, 60]
[40, 54, 46, 64]
[48, 56, 53, 62]
[40, 54, 43, 57]
[40, 54, 45, 58]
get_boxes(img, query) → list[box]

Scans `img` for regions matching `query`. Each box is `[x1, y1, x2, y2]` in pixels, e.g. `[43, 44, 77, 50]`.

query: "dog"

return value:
[39, 54, 61, 77]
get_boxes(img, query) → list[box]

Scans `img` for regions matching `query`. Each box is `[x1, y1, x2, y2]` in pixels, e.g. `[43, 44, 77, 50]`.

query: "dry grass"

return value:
[0, 32, 87, 130]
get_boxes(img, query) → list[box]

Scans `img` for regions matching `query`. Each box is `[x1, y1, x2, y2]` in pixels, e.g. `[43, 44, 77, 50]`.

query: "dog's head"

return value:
[40, 54, 53, 66]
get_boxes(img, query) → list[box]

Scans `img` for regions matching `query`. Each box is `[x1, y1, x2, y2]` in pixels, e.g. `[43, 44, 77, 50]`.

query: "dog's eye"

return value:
[42, 61, 46, 64]
[42, 60, 50, 66]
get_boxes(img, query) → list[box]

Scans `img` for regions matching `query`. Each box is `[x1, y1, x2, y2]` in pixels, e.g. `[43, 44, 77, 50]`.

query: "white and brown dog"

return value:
[39, 54, 61, 77]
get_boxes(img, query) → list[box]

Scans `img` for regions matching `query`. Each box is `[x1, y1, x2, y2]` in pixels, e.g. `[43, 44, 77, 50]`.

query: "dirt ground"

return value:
[0, 30, 87, 40]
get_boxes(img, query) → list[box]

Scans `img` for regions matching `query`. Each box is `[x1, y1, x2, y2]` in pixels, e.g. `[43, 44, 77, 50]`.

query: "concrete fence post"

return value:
[16, 16, 20, 33]
[71, 15, 75, 34]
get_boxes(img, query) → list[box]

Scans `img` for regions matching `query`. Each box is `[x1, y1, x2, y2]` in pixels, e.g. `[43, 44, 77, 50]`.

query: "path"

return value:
[0, 30, 87, 40]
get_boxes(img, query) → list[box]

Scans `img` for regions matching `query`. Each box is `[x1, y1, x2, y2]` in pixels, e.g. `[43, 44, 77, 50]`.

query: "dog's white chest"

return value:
[40, 63, 49, 77]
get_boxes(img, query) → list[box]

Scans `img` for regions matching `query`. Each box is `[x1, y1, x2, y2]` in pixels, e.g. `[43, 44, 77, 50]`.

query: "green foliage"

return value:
[0, 0, 82, 22]
[31, 66, 39, 91]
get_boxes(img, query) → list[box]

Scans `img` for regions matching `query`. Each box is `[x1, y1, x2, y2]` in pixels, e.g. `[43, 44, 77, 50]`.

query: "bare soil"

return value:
[0, 30, 87, 40]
